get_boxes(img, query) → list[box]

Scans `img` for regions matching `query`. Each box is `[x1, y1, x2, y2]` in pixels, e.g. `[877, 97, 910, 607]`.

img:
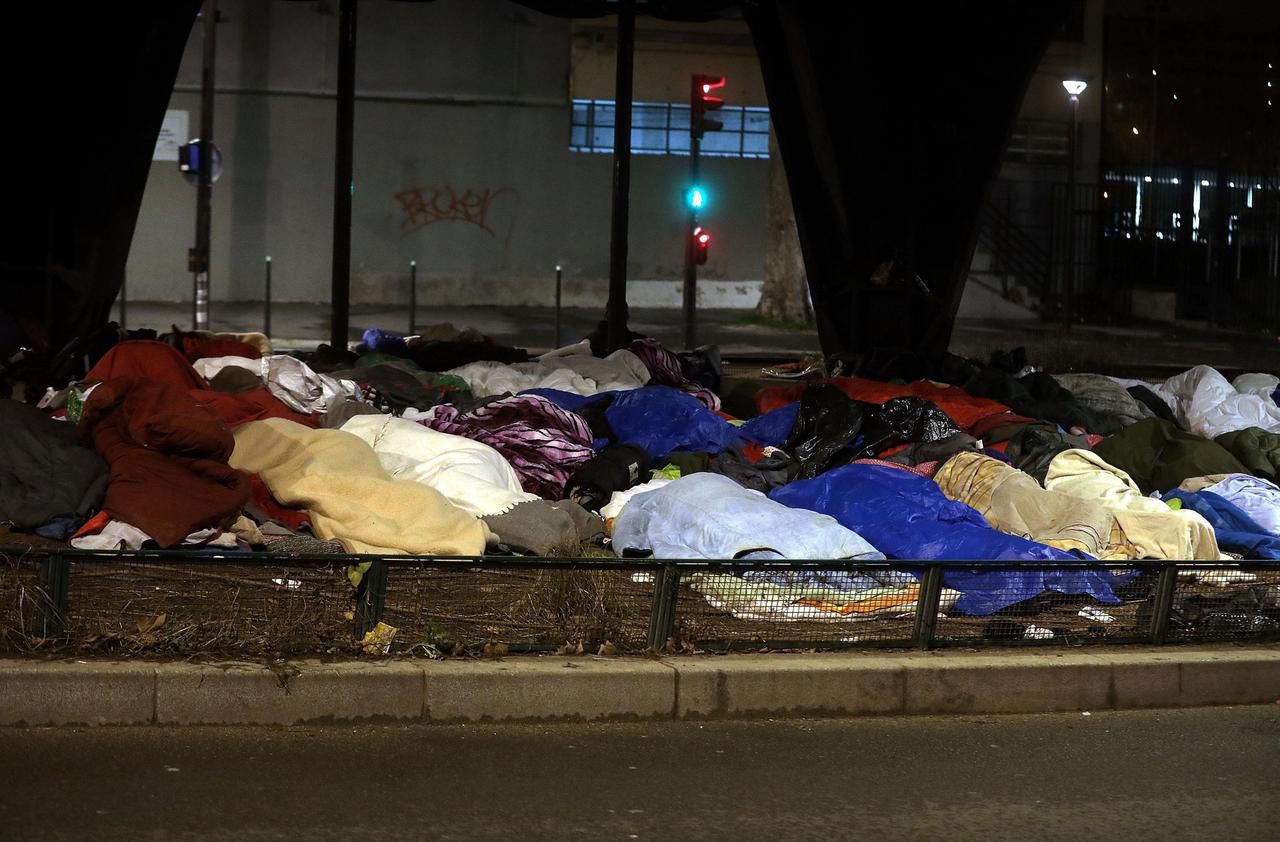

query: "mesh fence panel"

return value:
[4, 551, 1280, 656]
[1164, 566, 1280, 643]
[0, 555, 40, 654]
[932, 566, 1154, 646]
[382, 563, 657, 653]
[63, 560, 356, 657]
[670, 567, 919, 649]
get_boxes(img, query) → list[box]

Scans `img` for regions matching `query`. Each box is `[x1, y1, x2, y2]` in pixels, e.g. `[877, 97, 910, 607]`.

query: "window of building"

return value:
[570, 99, 770, 158]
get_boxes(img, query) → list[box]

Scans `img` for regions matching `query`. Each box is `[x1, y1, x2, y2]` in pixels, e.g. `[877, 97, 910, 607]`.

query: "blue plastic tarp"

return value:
[769, 463, 1119, 615]
[605, 386, 742, 459]
[361, 328, 408, 355]
[739, 401, 799, 447]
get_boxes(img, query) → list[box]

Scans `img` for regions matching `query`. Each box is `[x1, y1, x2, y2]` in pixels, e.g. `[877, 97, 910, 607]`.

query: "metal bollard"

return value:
[263, 256, 272, 338]
[409, 259, 417, 335]
[554, 264, 563, 348]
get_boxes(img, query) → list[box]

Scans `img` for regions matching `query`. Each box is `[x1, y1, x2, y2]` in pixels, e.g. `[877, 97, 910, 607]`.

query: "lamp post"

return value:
[1062, 79, 1087, 332]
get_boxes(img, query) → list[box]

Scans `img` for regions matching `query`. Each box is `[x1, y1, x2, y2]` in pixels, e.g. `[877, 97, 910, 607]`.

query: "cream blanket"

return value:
[231, 418, 492, 555]
[1045, 449, 1223, 560]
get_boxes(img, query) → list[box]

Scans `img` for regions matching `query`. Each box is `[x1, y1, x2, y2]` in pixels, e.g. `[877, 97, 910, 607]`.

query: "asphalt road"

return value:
[1, 708, 1277, 841]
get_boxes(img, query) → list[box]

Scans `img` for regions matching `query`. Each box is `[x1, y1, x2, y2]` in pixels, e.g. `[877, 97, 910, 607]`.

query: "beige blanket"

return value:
[231, 418, 492, 555]
[935, 451, 1137, 559]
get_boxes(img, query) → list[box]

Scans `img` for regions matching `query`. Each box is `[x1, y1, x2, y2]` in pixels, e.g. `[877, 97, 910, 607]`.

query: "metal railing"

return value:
[4, 548, 1277, 657]
[977, 200, 1053, 301]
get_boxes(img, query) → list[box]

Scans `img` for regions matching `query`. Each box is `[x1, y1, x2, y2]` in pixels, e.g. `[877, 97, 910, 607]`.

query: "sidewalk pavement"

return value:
[112, 300, 1280, 373]
[4, 646, 1278, 726]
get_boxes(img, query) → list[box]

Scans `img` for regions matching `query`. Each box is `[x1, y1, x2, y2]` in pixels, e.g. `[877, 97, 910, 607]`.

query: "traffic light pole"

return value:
[682, 133, 701, 350]
[190, 0, 217, 332]
[605, 0, 636, 354]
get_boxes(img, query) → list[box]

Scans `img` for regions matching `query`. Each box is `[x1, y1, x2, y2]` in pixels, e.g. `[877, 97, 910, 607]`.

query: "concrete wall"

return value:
[127, 0, 769, 306]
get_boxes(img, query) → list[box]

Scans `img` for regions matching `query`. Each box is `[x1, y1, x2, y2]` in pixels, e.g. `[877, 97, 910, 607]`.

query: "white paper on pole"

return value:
[154, 109, 189, 162]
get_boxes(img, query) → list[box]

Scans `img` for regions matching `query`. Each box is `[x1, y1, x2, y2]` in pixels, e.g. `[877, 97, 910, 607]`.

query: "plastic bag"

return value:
[785, 385, 871, 480]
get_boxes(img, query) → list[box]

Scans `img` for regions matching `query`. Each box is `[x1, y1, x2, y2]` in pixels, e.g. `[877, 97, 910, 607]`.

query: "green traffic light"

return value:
[686, 186, 706, 210]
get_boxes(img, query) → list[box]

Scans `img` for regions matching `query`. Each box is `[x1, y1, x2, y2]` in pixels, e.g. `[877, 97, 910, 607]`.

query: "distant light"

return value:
[1062, 79, 1088, 97]
[1157, 231, 1165, 239]
[555, 264, 561, 272]
[697, 232, 710, 245]
[1201, 180, 1210, 186]
[1172, 178, 1180, 185]
[410, 259, 416, 268]
[1144, 176, 1153, 183]
[702, 83, 711, 94]
[686, 186, 706, 210]
[1132, 126, 1140, 135]
[266, 255, 272, 263]
[1103, 191, 1109, 199]
[1152, 69, 1158, 76]
[1230, 182, 1237, 188]
[1172, 93, 1179, 101]
[1258, 184, 1264, 189]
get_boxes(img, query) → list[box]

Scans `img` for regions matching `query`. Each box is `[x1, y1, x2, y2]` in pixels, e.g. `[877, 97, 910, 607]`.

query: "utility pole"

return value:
[1061, 78, 1088, 332]
[330, 0, 357, 352]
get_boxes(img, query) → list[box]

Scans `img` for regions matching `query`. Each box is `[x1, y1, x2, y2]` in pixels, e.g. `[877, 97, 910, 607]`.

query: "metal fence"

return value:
[4, 548, 1279, 657]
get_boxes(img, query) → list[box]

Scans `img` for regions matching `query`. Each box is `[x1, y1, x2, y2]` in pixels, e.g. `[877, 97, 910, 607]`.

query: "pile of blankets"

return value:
[5, 323, 1280, 625]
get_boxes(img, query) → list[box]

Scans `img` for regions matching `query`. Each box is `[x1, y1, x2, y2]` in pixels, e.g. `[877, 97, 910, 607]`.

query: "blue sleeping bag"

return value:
[1162, 490, 1280, 560]
[769, 464, 1119, 615]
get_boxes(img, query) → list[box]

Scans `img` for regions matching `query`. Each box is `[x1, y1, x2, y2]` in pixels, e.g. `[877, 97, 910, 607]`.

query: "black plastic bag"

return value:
[785, 385, 872, 480]
[678, 344, 722, 393]
[564, 444, 651, 512]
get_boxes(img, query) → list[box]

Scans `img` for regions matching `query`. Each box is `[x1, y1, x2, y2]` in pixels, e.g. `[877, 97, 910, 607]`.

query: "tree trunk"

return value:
[756, 128, 813, 325]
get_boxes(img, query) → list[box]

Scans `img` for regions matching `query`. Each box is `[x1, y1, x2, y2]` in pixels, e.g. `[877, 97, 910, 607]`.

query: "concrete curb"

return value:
[2, 647, 1278, 726]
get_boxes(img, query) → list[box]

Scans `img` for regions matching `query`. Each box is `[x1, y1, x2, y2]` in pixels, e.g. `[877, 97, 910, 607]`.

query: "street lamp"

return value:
[1061, 79, 1087, 331]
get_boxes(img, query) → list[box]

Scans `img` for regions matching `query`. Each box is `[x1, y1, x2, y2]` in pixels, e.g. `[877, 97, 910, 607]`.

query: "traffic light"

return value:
[685, 185, 706, 210]
[691, 74, 726, 139]
[693, 226, 711, 265]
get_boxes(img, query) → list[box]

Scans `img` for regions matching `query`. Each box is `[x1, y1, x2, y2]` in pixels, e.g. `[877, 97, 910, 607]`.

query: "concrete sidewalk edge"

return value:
[2, 647, 1278, 726]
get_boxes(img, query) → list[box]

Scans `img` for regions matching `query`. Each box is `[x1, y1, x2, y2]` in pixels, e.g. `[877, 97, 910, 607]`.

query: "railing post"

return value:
[913, 565, 944, 650]
[408, 260, 417, 336]
[1149, 563, 1178, 645]
[354, 559, 388, 639]
[646, 563, 680, 651]
[36, 551, 70, 640]
[263, 256, 272, 338]
[554, 264, 563, 349]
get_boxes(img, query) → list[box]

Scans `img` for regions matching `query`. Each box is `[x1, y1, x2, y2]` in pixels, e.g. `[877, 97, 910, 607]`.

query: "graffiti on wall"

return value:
[394, 185, 513, 237]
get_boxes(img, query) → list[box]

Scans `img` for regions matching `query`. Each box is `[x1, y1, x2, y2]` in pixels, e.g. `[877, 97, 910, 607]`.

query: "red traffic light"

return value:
[695, 75, 726, 109]
[691, 74, 726, 138]
[693, 226, 711, 264]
